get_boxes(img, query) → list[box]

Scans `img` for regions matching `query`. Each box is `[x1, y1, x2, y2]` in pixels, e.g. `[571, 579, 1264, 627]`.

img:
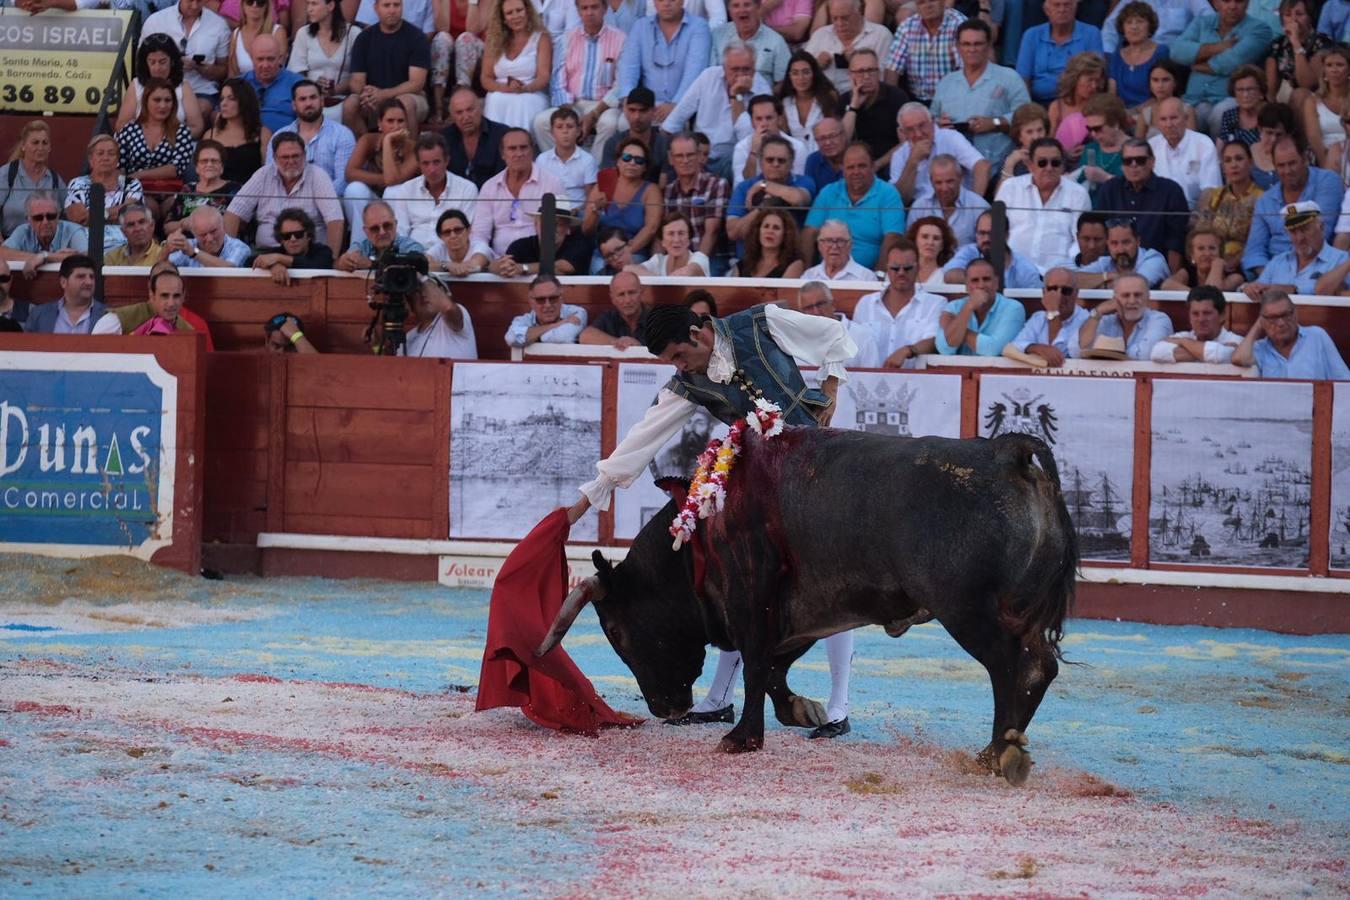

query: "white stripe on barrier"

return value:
[254, 532, 1350, 593]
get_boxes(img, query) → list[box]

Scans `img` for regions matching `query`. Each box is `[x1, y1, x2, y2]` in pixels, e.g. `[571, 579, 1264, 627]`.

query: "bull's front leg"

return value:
[766, 646, 827, 728]
[718, 658, 769, 753]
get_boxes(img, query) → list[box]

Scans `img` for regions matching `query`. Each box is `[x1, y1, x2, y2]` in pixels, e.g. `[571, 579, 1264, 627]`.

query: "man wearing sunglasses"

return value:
[0, 268, 29, 330]
[505, 274, 588, 348]
[1091, 139, 1189, 272]
[993, 137, 1091, 272]
[1233, 289, 1350, 379]
[1005, 267, 1090, 368]
[852, 238, 944, 369]
[0, 192, 87, 279]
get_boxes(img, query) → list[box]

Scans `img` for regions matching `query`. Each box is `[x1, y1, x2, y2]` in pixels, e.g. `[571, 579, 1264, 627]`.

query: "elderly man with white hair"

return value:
[800, 220, 878, 282]
[889, 102, 989, 205]
[906, 153, 989, 245]
[660, 40, 773, 180]
[794, 281, 884, 368]
[803, 0, 893, 94]
[1147, 97, 1221, 207]
[1077, 272, 1173, 361]
[164, 206, 251, 268]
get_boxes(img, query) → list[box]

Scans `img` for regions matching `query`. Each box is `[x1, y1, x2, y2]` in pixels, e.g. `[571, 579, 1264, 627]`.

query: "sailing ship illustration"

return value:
[1153, 458, 1311, 559]
[1065, 467, 1130, 555]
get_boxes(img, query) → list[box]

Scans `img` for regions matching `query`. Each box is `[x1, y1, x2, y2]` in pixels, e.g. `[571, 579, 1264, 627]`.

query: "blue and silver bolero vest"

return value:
[664, 305, 832, 427]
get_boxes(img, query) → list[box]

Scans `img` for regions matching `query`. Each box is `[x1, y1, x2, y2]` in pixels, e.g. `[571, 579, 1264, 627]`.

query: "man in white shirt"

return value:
[1147, 97, 1221, 207]
[795, 281, 883, 368]
[385, 133, 479, 248]
[142, 0, 230, 106]
[993, 137, 1091, 272]
[1150, 284, 1242, 365]
[399, 275, 478, 359]
[661, 41, 773, 180]
[566, 301, 859, 739]
[851, 239, 945, 368]
[889, 102, 989, 204]
[803, 0, 894, 94]
[732, 94, 809, 181]
[800, 220, 879, 282]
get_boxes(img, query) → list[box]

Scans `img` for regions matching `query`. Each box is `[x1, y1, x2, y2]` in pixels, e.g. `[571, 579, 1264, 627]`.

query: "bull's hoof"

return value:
[884, 608, 934, 637]
[998, 729, 1033, 787]
[791, 694, 828, 728]
[718, 731, 764, 753]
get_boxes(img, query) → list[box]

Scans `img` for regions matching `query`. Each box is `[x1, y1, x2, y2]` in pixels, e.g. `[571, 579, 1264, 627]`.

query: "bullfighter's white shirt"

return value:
[579, 305, 857, 510]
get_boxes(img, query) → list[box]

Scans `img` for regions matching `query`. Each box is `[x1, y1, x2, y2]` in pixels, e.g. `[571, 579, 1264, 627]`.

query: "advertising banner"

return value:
[0, 351, 177, 558]
[0, 9, 134, 114]
[1150, 379, 1313, 569]
[449, 362, 603, 541]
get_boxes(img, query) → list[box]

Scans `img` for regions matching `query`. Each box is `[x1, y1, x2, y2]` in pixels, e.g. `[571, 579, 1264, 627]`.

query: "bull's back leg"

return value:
[937, 605, 1058, 786]
[765, 642, 828, 728]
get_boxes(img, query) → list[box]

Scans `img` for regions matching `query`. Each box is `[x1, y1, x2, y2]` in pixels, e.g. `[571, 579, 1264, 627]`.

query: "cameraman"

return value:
[264, 313, 319, 354]
[398, 275, 478, 359]
[337, 202, 427, 273]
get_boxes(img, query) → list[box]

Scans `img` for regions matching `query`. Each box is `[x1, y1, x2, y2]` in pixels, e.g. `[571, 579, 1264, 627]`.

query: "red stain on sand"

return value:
[13, 701, 82, 717]
[231, 674, 284, 683]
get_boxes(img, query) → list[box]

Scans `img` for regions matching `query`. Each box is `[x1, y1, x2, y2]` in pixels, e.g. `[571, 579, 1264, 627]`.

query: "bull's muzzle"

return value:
[534, 576, 603, 657]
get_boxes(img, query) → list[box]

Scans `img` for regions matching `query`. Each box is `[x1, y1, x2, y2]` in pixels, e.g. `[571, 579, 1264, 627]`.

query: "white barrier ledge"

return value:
[256, 532, 1350, 593]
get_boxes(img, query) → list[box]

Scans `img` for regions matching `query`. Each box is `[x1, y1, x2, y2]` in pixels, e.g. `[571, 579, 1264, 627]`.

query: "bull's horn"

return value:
[535, 576, 601, 657]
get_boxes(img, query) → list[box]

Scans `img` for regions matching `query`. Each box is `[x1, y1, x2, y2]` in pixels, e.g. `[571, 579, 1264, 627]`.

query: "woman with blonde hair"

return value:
[479, 0, 551, 131]
[1, 121, 65, 237]
[1161, 226, 1244, 291]
[227, 0, 289, 77]
[1050, 52, 1109, 162]
[65, 134, 145, 249]
[737, 206, 804, 279]
[1075, 93, 1131, 192]
[116, 78, 197, 219]
[1304, 45, 1350, 169]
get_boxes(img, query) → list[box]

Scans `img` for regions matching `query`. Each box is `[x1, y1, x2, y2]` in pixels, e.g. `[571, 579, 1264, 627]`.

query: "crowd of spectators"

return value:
[4, 0, 1350, 377]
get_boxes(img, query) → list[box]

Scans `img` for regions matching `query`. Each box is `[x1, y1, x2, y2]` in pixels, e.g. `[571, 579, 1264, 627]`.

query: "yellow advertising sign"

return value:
[0, 8, 134, 115]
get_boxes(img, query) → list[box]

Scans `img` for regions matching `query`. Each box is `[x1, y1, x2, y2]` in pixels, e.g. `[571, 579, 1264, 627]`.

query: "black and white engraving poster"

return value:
[978, 374, 1136, 561]
[1329, 382, 1350, 569]
[1150, 379, 1313, 569]
[449, 363, 603, 541]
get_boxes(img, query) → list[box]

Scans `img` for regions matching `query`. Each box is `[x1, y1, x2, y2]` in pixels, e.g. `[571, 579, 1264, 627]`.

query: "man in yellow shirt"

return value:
[104, 205, 163, 267]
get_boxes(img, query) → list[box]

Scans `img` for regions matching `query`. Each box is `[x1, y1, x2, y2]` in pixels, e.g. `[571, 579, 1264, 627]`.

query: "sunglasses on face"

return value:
[1045, 284, 1075, 294]
[1034, 157, 1064, 169]
[620, 152, 647, 166]
[887, 263, 916, 272]
[440, 225, 467, 236]
[1086, 123, 1106, 133]
[531, 294, 562, 304]
[30, 212, 58, 221]
[279, 230, 307, 240]
[1122, 156, 1150, 166]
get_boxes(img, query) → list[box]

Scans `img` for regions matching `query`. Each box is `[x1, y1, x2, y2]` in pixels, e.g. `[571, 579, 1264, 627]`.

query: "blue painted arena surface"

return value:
[1, 554, 1347, 896]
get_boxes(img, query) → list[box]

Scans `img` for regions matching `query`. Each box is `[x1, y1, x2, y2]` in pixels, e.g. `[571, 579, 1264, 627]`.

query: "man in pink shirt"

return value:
[470, 128, 566, 257]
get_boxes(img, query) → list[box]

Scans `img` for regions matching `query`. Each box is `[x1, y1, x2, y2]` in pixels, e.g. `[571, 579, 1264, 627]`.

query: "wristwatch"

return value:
[993, 116, 1004, 129]
[1088, 307, 1101, 320]
[189, 245, 199, 258]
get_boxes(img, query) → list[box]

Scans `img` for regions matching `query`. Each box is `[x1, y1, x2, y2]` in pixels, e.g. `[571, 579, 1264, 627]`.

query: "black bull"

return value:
[538, 429, 1079, 785]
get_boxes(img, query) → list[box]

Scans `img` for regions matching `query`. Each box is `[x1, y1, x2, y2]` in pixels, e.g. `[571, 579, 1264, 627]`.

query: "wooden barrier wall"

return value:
[13, 270, 1350, 361]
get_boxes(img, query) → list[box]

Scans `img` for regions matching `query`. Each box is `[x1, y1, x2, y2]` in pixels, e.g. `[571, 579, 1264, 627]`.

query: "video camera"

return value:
[366, 248, 429, 354]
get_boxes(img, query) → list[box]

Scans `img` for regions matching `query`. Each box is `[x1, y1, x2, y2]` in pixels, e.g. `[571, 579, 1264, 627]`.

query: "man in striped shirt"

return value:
[534, 0, 627, 152]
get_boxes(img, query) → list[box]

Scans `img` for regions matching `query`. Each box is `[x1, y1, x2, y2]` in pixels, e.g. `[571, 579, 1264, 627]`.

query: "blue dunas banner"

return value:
[0, 353, 178, 557]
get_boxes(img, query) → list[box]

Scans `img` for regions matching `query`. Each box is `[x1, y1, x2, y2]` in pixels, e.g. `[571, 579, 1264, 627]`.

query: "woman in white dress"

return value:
[775, 50, 840, 154]
[480, 0, 552, 131]
[1304, 46, 1350, 171]
[227, 0, 289, 78]
[288, 0, 360, 115]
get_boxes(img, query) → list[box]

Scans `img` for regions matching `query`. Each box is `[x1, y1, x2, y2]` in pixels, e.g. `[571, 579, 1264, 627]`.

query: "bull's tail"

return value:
[995, 434, 1079, 659]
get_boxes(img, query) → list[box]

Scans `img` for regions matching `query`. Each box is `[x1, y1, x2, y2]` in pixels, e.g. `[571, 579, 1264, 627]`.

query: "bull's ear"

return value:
[592, 549, 614, 584]
[655, 476, 692, 507]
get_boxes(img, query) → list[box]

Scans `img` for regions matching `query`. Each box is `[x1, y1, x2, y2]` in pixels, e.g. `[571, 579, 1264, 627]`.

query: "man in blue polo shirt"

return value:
[1234, 289, 1350, 379]
[1243, 138, 1344, 278]
[1015, 0, 1103, 103]
[724, 136, 816, 256]
[1169, 0, 1273, 137]
[802, 142, 905, 271]
[1243, 202, 1350, 298]
[936, 256, 1026, 356]
[242, 34, 304, 134]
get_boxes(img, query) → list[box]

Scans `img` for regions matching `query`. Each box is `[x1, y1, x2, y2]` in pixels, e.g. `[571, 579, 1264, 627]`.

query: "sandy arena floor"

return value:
[1, 554, 1347, 897]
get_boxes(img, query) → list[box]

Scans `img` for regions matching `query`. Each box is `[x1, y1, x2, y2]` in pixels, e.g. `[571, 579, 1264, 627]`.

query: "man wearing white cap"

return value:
[1242, 201, 1350, 299]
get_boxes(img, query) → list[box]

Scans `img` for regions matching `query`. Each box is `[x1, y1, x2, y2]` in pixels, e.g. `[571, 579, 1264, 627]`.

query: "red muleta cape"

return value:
[475, 508, 642, 735]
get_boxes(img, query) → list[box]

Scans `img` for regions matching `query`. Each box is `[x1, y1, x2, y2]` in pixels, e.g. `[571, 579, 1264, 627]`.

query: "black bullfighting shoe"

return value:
[808, 717, 850, 739]
[664, 705, 735, 725]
